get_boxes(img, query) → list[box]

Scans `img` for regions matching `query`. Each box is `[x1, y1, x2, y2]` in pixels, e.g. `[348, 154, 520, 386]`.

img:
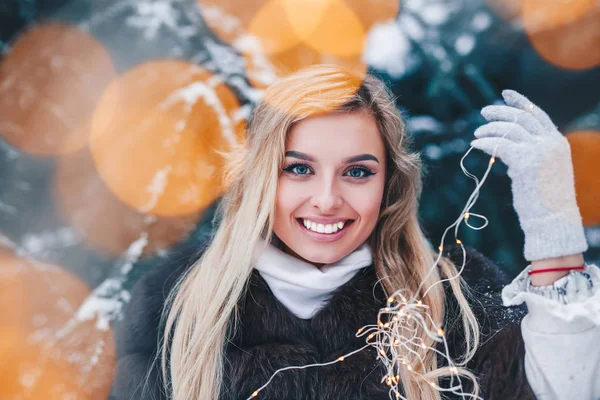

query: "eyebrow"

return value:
[285, 151, 380, 164]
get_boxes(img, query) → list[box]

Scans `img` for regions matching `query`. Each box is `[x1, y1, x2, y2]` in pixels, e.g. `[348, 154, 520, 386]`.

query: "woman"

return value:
[111, 65, 599, 400]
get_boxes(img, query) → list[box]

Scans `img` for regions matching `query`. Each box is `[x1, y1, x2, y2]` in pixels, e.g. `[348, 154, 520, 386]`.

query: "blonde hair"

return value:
[159, 64, 481, 399]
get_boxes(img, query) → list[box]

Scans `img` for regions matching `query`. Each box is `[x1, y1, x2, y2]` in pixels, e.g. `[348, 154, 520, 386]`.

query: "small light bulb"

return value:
[464, 213, 470, 219]
[338, 356, 345, 362]
[438, 245, 444, 251]
[252, 390, 259, 397]
[388, 296, 395, 303]
[490, 157, 495, 164]
[437, 328, 445, 337]
[456, 239, 462, 244]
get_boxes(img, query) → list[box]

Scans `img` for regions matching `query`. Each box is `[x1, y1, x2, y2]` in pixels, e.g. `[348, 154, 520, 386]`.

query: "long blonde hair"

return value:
[159, 64, 481, 399]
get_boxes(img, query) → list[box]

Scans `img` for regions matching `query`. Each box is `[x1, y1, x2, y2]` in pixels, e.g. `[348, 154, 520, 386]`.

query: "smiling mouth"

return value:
[296, 218, 355, 234]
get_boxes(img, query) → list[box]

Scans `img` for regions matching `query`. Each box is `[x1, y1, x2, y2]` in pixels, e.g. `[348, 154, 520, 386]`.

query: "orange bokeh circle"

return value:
[53, 147, 203, 257]
[197, 0, 277, 88]
[198, 0, 399, 82]
[89, 60, 245, 217]
[566, 130, 600, 227]
[522, 0, 600, 70]
[0, 22, 116, 156]
[0, 250, 115, 399]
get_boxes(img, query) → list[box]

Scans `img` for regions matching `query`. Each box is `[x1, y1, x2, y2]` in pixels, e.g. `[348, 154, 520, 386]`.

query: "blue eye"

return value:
[284, 163, 312, 175]
[282, 163, 374, 179]
[345, 166, 374, 179]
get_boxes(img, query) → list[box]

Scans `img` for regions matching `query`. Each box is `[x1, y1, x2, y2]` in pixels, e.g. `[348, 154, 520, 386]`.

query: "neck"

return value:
[253, 239, 374, 319]
[281, 243, 324, 269]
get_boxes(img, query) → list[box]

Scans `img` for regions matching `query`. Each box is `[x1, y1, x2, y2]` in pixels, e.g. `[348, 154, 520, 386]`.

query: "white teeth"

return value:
[301, 219, 348, 234]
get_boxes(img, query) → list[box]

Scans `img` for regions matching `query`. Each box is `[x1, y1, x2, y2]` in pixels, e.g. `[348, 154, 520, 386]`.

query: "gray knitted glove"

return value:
[471, 89, 588, 261]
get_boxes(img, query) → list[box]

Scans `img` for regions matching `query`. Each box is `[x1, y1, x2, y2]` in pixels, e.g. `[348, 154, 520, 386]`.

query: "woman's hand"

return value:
[470, 89, 588, 263]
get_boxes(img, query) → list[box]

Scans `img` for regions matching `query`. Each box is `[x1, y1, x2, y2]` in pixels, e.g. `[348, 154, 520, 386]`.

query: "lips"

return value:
[296, 218, 354, 231]
[295, 218, 355, 242]
[297, 217, 353, 225]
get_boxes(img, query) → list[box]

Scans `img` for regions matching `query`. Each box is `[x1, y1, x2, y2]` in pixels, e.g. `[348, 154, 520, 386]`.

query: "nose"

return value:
[309, 175, 343, 213]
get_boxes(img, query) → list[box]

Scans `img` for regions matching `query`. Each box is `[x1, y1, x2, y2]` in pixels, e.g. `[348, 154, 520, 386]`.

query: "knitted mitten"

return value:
[471, 89, 588, 261]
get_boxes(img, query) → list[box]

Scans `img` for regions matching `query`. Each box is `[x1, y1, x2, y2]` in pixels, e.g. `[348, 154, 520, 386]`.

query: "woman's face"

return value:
[273, 109, 387, 267]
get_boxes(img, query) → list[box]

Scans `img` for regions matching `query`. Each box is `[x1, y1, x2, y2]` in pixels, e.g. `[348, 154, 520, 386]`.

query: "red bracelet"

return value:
[528, 265, 586, 275]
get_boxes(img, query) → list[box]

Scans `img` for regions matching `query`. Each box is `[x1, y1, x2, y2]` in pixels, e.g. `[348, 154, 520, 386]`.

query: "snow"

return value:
[455, 34, 475, 55]
[20, 228, 80, 257]
[419, 4, 451, 26]
[424, 144, 443, 160]
[201, 4, 243, 37]
[161, 76, 238, 146]
[404, 0, 425, 13]
[71, 278, 131, 332]
[121, 0, 199, 40]
[363, 21, 418, 79]
[126, 1, 181, 39]
[228, 75, 265, 104]
[139, 165, 173, 213]
[407, 115, 446, 135]
[204, 38, 247, 78]
[232, 103, 254, 124]
[423, 139, 470, 160]
[586, 227, 600, 247]
[399, 14, 425, 41]
[120, 232, 149, 275]
[472, 11, 492, 32]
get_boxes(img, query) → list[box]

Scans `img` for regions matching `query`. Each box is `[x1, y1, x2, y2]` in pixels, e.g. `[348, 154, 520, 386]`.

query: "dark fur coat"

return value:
[110, 244, 537, 400]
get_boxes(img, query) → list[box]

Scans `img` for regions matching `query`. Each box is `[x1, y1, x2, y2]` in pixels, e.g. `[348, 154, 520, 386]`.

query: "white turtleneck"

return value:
[253, 241, 374, 319]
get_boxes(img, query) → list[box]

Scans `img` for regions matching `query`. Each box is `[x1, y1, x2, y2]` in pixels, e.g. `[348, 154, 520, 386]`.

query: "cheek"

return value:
[348, 180, 385, 223]
[275, 178, 302, 215]
[352, 190, 383, 219]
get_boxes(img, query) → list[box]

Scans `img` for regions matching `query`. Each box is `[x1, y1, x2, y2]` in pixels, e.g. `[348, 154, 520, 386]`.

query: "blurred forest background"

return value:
[0, 0, 598, 398]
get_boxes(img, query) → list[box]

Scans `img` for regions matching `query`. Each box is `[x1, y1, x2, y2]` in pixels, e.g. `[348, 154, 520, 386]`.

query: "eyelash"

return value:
[282, 163, 375, 179]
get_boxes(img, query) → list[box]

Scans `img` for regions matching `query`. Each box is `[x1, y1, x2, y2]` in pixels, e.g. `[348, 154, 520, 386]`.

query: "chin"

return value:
[297, 247, 346, 265]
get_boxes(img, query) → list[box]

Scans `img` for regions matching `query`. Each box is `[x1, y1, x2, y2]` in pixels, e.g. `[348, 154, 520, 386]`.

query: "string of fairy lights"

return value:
[245, 112, 526, 400]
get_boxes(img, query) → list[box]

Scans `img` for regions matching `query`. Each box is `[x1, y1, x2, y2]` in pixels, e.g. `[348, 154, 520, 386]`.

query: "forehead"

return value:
[286, 110, 384, 157]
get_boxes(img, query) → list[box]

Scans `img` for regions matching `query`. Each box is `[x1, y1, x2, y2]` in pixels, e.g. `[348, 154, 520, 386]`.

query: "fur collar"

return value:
[111, 244, 534, 400]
